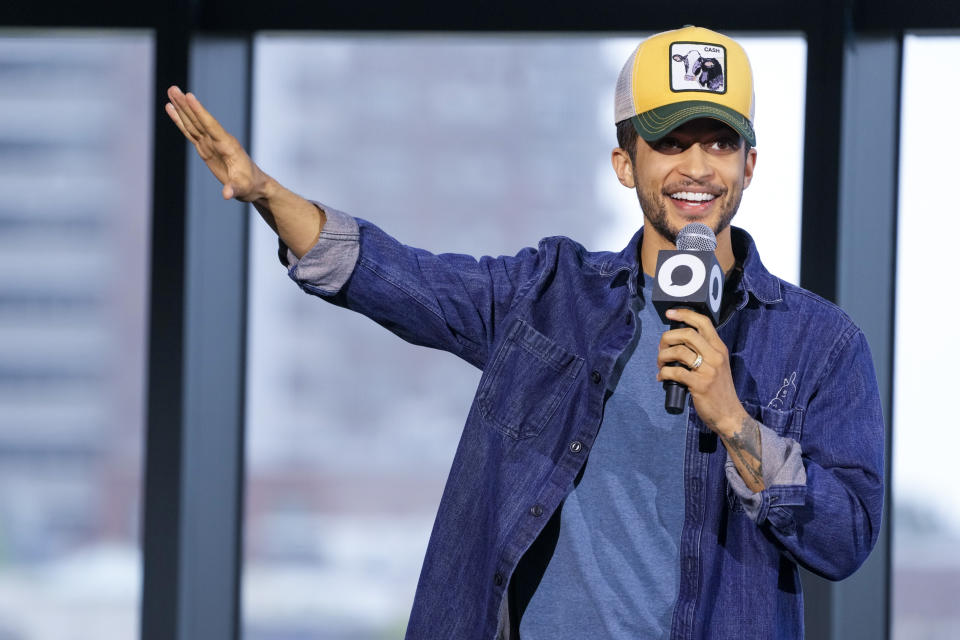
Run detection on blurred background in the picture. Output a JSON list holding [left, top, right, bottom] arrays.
[[0, 4, 956, 639], [244, 34, 804, 639]]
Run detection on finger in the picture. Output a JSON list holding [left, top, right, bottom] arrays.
[[657, 363, 696, 387], [660, 326, 714, 361], [165, 103, 197, 142], [657, 344, 700, 369], [664, 307, 726, 350], [665, 307, 713, 332], [166, 85, 185, 103], [167, 86, 209, 138], [167, 88, 205, 140], [167, 85, 197, 127], [185, 91, 229, 142]]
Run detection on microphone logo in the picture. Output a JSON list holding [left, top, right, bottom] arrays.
[[657, 254, 706, 298], [708, 263, 723, 314]]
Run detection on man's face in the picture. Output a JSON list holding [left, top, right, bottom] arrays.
[[614, 118, 757, 245]]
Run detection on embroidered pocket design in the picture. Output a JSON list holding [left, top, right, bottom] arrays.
[[767, 371, 798, 409]]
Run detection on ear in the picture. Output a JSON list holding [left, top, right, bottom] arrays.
[[611, 147, 636, 188], [742, 146, 757, 190], [672, 54, 684, 62]]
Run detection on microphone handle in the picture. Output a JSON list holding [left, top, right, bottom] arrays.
[[663, 319, 688, 415]]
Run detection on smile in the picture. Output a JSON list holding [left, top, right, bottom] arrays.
[[669, 191, 717, 203]]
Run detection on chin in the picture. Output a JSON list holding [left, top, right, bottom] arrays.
[[677, 205, 737, 238], [637, 188, 739, 245]]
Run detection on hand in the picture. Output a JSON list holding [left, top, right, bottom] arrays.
[[165, 86, 272, 202], [656, 307, 748, 434], [657, 308, 764, 491]]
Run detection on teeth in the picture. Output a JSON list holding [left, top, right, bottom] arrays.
[[671, 191, 716, 202]]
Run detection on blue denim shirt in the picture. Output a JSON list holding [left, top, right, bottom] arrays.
[[285, 207, 884, 640]]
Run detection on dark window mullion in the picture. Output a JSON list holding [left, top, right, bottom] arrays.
[[141, 15, 192, 640]]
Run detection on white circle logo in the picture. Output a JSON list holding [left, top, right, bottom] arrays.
[[658, 254, 706, 298], [709, 264, 723, 313]]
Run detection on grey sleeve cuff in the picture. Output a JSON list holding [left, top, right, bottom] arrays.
[[725, 422, 807, 524], [279, 202, 360, 295]]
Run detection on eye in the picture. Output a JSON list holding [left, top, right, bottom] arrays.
[[705, 136, 742, 153], [652, 137, 685, 154]]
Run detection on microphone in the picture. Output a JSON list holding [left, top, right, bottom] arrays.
[[651, 223, 724, 414]]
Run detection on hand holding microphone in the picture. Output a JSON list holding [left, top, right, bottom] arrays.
[[652, 223, 724, 414]]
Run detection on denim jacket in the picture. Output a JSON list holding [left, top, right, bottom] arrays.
[[285, 207, 885, 640]]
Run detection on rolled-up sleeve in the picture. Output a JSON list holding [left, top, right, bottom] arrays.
[[724, 424, 806, 523], [726, 327, 884, 581], [279, 202, 360, 296]]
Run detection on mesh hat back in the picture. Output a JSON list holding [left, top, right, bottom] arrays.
[[614, 26, 756, 146]]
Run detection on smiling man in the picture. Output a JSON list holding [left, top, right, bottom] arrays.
[[166, 25, 884, 640]]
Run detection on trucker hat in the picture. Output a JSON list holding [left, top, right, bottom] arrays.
[[614, 25, 756, 147]]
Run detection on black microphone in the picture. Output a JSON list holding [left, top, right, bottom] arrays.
[[651, 223, 724, 414]]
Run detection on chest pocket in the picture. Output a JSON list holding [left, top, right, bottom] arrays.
[[741, 401, 804, 441], [477, 319, 584, 440]]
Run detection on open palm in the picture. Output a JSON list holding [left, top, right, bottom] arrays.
[[165, 85, 265, 202]]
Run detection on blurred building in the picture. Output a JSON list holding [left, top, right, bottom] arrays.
[[243, 36, 623, 638], [0, 34, 151, 639]]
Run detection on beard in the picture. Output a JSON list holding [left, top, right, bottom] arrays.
[[635, 179, 744, 245]]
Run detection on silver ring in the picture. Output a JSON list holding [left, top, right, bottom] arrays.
[[691, 353, 703, 370]]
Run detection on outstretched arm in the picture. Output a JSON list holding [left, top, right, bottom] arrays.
[[165, 85, 324, 258]]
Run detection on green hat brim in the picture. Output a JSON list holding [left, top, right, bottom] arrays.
[[631, 100, 756, 147]]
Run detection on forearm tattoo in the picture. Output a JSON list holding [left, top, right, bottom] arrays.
[[720, 416, 765, 491]]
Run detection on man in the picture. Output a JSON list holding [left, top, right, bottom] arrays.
[[166, 26, 884, 640]]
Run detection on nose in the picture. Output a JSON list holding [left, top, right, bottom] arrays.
[[677, 144, 714, 182]]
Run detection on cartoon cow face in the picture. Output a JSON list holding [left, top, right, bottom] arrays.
[[672, 50, 703, 79], [672, 50, 724, 92]]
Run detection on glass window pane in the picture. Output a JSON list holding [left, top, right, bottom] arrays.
[[734, 35, 806, 284], [893, 33, 960, 640], [0, 32, 152, 639], [244, 33, 804, 638]]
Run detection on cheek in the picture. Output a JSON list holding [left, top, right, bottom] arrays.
[[722, 163, 749, 190], [636, 178, 663, 203], [632, 166, 663, 192]]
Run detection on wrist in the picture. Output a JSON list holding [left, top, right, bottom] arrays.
[[255, 172, 281, 205], [714, 405, 751, 440]]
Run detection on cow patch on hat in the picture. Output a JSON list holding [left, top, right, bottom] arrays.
[[670, 42, 726, 94]]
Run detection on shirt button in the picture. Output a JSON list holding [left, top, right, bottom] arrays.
[[494, 572, 504, 586], [590, 370, 602, 384], [569, 440, 583, 453], [529, 504, 544, 517]]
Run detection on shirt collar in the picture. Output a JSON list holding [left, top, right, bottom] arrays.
[[730, 226, 783, 304], [600, 225, 783, 304]]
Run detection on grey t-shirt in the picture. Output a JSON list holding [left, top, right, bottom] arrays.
[[518, 276, 687, 639]]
